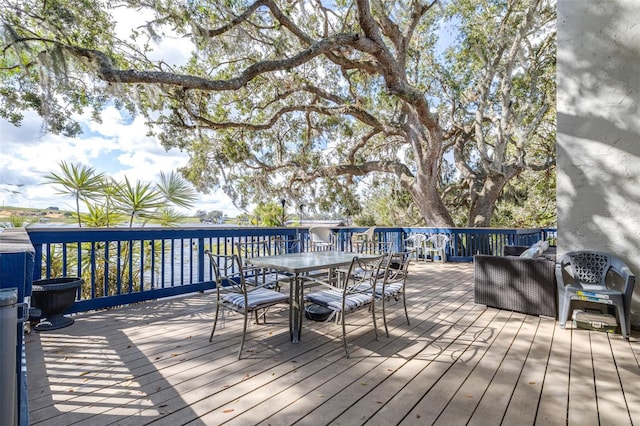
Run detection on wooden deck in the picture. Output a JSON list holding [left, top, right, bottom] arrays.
[[25, 262, 640, 425]]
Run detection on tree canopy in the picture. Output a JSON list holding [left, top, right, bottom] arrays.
[[1, 0, 556, 227]]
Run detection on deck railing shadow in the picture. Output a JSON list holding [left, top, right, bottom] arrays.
[[26, 326, 205, 424]]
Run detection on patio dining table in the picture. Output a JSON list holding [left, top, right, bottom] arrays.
[[248, 250, 378, 343]]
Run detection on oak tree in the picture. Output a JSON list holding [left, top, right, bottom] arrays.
[[1, 0, 556, 226]]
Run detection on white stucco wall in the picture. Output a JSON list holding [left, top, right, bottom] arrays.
[[557, 0, 640, 326]]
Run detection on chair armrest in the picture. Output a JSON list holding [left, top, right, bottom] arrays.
[[609, 256, 636, 297], [555, 260, 566, 288]]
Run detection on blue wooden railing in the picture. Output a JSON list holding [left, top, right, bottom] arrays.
[[21, 226, 550, 314]]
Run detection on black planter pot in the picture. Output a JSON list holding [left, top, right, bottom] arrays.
[[31, 277, 83, 331], [305, 304, 333, 321]]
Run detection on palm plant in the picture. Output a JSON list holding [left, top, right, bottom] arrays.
[[80, 203, 122, 228], [153, 207, 184, 227], [156, 171, 198, 210], [42, 163, 199, 296], [0, 214, 30, 228], [112, 177, 165, 227], [44, 162, 105, 227], [100, 177, 120, 227]]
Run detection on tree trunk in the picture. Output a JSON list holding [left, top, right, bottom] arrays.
[[468, 172, 515, 227], [403, 107, 455, 228], [413, 181, 455, 227]]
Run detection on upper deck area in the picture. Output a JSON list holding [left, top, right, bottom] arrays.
[[25, 261, 640, 425]]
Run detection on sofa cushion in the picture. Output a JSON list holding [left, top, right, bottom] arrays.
[[519, 244, 541, 258]]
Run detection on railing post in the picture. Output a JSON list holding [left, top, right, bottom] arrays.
[[197, 237, 205, 285]]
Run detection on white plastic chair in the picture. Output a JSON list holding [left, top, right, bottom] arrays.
[[351, 226, 376, 245], [403, 234, 427, 261], [424, 234, 449, 263], [309, 226, 335, 251]]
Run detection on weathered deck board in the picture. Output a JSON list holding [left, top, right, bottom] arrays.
[[609, 335, 640, 424], [25, 262, 640, 425], [590, 330, 632, 425], [501, 316, 555, 425], [568, 323, 599, 426], [467, 314, 541, 425]]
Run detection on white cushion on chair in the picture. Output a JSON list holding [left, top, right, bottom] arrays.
[[223, 287, 288, 309], [376, 282, 404, 297], [306, 287, 373, 312]]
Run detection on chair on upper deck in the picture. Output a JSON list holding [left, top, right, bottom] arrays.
[[275, 236, 303, 254], [351, 227, 376, 249], [309, 226, 336, 251], [556, 251, 635, 339], [304, 254, 385, 357], [376, 251, 412, 337], [403, 233, 427, 261], [352, 227, 395, 255], [424, 234, 449, 263], [206, 251, 289, 359]]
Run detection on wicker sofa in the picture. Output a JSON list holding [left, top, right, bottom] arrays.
[[474, 245, 557, 318]]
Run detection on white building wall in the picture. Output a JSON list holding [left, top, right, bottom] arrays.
[[557, 0, 640, 326]]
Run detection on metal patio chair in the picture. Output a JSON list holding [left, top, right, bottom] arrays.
[[206, 251, 289, 359], [235, 239, 284, 290], [303, 254, 385, 357], [376, 251, 412, 337]]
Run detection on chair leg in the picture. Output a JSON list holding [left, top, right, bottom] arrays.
[[371, 300, 378, 341], [382, 296, 389, 338], [209, 302, 221, 342], [613, 302, 630, 339], [619, 310, 629, 339], [558, 292, 571, 328], [342, 311, 349, 358], [402, 289, 410, 326], [238, 309, 249, 360]]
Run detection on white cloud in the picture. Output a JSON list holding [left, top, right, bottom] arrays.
[[110, 6, 193, 68], [0, 112, 242, 217]]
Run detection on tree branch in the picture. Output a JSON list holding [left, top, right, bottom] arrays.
[[294, 159, 414, 183], [57, 33, 372, 90], [199, 0, 269, 37]]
